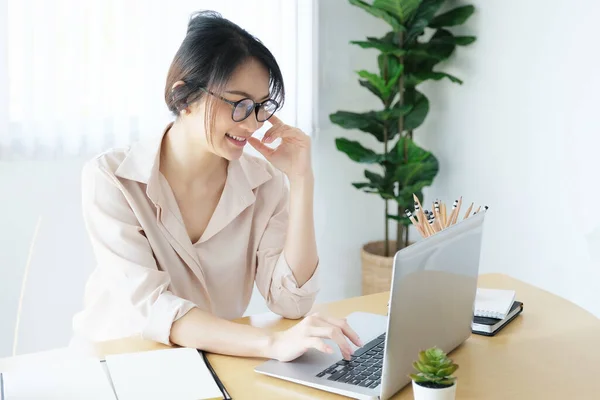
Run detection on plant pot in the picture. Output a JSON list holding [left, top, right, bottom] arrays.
[[412, 380, 457, 400], [361, 240, 413, 295]]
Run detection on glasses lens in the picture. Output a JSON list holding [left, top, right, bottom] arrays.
[[257, 100, 278, 122], [233, 99, 255, 121]]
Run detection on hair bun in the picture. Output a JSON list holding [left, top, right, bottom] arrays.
[[187, 10, 223, 33]]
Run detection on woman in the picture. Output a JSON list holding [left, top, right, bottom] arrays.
[[71, 11, 362, 362]]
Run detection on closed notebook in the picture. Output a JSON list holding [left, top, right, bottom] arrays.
[[474, 288, 516, 319], [105, 347, 224, 400], [2, 358, 116, 400], [472, 301, 523, 336]]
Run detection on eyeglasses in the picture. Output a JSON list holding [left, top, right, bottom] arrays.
[[200, 88, 279, 122]]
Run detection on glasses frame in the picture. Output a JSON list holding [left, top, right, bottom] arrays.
[[200, 87, 279, 122]]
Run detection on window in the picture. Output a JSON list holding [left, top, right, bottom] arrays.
[[0, 0, 316, 158]]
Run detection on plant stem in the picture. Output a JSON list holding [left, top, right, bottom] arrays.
[[383, 125, 389, 258], [402, 129, 414, 250], [383, 53, 390, 258], [397, 30, 405, 253], [397, 203, 403, 250]]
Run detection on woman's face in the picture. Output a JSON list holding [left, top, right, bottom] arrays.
[[184, 57, 273, 160]]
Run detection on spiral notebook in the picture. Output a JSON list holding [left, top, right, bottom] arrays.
[[474, 288, 516, 319]]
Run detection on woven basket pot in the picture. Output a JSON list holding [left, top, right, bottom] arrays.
[[361, 240, 412, 295]]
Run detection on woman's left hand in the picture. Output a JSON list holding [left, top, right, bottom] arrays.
[[248, 115, 312, 180]]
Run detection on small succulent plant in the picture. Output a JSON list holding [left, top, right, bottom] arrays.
[[409, 347, 458, 388]]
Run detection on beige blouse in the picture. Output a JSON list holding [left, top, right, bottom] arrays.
[[71, 125, 320, 346]]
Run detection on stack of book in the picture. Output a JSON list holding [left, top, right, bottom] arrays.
[[472, 288, 524, 336]]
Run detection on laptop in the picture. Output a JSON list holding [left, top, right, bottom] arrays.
[[254, 211, 487, 400]]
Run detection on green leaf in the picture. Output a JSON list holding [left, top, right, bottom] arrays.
[[410, 373, 431, 383], [372, 0, 421, 23], [427, 347, 445, 359], [352, 167, 394, 198], [349, 0, 406, 31], [353, 182, 376, 189], [350, 39, 406, 57], [329, 110, 386, 141], [416, 360, 440, 375], [405, 29, 457, 66], [378, 104, 413, 121], [453, 36, 476, 46], [335, 138, 383, 163], [406, 71, 463, 86], [429, 5, 475, 28], [386, 64, 404, 91], [378, 53, 403, 81], [393, 138, 439, 189], [403, 89, 429, 130], [358, 79, 385, 102], [357, 70, 387, 94], [365, 170, 385, 185], [405, 0, 445, 42], [436, 364, 458, 377]]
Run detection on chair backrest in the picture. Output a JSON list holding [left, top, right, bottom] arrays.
[[10, 163, 97, 356], [12, 215, 42, 356]]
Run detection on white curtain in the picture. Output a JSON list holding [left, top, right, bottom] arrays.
[[0, 0, 316, 158]]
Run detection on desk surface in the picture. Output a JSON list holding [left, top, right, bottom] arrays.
[[2, 273, 600, 399]]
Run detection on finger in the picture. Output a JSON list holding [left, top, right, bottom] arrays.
[[247, 137, 275, 158], [262, 124, 288, 143], [264, 127, 304, 144], [309, 326, 353, 360], [321, 316, 363, 347], [268, 113, 285, 127], [304, 337, 334, 355]]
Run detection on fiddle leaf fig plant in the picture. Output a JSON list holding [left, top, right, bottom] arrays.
[[330, 0, 476, 256]]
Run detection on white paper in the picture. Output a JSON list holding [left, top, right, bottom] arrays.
[[105, 347, 222, 400], [474, 288, 516, 319], [3, 358, 116, 400]]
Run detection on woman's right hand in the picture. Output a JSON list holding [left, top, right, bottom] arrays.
[[267, 312, 364, 362]]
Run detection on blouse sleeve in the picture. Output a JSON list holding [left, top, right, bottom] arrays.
[[254, 173, 320, 319], [73, 160, 196, 345]]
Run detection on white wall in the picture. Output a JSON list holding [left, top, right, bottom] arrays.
[[2, 0, 599, 359], [411, 0, 600, 316], [314, 0, 600, 319]]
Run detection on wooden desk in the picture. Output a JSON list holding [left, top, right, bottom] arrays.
[[2, 274, 600, 399]]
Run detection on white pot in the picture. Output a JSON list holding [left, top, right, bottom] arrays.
[[412, 380, 457, 400]]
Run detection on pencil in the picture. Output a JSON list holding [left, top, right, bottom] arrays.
[[425, 211, 437, 235], [463, 202, 474, 220], [413, 194, 426, 233], [474, 205, 481, 215], [424, 210, 434, 233], [446, 199, 458, 228], [405, 209, 426, 237], [451, 196, 463, 225], [434, 201, 444, 231], [413, 201, 425, 234], [441, 202, 447, 226]]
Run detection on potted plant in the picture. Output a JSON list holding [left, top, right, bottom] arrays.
[[330, 0, 476, 294], [410, 347, 459, 400]]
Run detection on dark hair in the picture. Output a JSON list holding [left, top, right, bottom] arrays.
[[165, 11, 285, 130]]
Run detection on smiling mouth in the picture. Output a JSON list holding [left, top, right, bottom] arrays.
[[225, 133, 248, 146]]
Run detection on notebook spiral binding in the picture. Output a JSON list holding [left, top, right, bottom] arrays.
[[474, 309, 504, 319]]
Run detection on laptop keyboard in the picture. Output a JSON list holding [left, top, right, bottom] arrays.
[[315, 333, 386, 389]]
